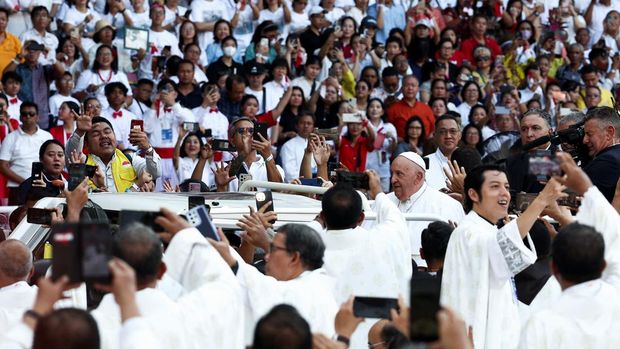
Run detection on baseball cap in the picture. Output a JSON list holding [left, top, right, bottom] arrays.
[[245, 62, 266, 75], [397, 151, 426, 172], [309, 6, 326, 16], [360, 16, 378, 29], [25, 41, 45, 51]]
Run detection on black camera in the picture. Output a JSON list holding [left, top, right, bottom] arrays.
[[523, 121, 587, 162]]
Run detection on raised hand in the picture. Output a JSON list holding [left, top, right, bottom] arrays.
[[444, 160, 466, 195], [212, 161, 235, 190]]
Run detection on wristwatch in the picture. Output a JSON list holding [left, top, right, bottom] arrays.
[[335, 335, 350, 347], [145, 146, 154, 155]]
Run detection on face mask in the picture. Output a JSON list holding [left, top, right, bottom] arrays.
[[223, 46, 236, 57], [520, 29, 532, 40], [269, 38, 277, 46]]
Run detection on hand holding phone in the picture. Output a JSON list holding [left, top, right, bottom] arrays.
[[353, 296, 399, 319], [528, 150, 561, 182]]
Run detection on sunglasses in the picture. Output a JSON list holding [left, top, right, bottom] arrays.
[[235, 127, 254, 135], [476, 56, 491, 62], [21, 111, 37, 117]]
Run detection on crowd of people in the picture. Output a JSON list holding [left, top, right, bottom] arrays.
[[2, 0, 620, 347]]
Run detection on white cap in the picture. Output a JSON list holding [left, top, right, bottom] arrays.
[[397, 151, 426, 172], [415, 18, 433, 28], [309, 6, 326, 16]]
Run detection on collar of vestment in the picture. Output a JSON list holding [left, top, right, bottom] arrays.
[[0, 280, 30, 291], [470, 210, 497, 226], [399, 182, 428, 211], [563, 279, 604, 297]]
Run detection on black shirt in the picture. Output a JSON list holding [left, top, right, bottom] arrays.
[[206, 58, 243, 85], [583, 144, 620, 202], [300, 28, 322, 56], [177, 85, 203, 109]]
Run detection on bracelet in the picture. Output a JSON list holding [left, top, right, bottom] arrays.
[[335, 335, 350, 347], [24, 310, 42, 320], [265, 154, 274, 162]]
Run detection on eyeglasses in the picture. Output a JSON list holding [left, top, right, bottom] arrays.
[[437, 129, 459, 136], [86, 104, 102, 110], [368, 341, 387, 348], [269, 243, 290, 254], [235, 127, 254, 135], [476, 56, 491, 62], [21, 111, 37, 117]]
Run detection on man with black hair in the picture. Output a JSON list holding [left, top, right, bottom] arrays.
[[441, 164, 566, 349], [419, 221, 454, 275], [519, 152, 620, 348], [127, 79, 154, 119], [209, 223, 338, 343], [582, 106, 620, 202], [314, 171, 411, 349], [253, 304, 312, 349], [0, 101, 52, 204], [102, 82, 140, 150], [370, 66, 401, 103], [19, 6, 58, 66], [217, 74, 246, 120], [66, 114, 161, 192], [175, 59, 202, 109], [143, 78, 195, 191], [425, 114, 461, 190], [576, 64, 614, 109]]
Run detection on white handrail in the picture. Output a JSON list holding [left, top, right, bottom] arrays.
[[239, 180, 329, 194]]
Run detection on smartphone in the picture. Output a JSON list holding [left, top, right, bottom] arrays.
[[228, 154, 246, 178], [27, 208, 55, 225], [336, 172, 370, 190], [342, 113, 363, 123], [409, 278, 441, 342], [184, 122, 199, 132], [528, 150, 561, 182], [188, 182, 202, 193], [70, 27, 79, 39], [259, 38, 269, 47], [80, 223, 113, 283], [300, 178, 322, 186], [186, 204, 219, 240], [494, 106, 511, 115], [211, 139, 235, 152], [253, 122, 269, 142], [353, 296, 399, 319], [255, 190, 274, 217], [239, 173, 252, 188], [156, 55, 166, 71], [31, 162, 43, 181], [188, 195, 205, 209], [118, 210, 165, 232], [68, 163, 87, 191], [131, 119, 144, 132], [557, 191, 579, 209], [51, 223, 82, 282], [86, 165, 97, 178]]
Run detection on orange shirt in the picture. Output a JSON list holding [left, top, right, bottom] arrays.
[[386, 99, 435, 139], [0, 33, 21, 78]]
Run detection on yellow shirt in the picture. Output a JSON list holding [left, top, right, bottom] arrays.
[[0, 33, 21, 77], [576, 87, 614, 110]]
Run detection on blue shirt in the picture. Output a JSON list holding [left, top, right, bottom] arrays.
[[205, 43, 243, 65], [367, 3, 406, 44]]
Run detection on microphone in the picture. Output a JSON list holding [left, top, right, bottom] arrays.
[[522, 134, 552, 152]]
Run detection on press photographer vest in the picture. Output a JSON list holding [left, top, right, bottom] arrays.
[[86, 149, 136, 192]]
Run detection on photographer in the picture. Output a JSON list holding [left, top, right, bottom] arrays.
[[506, 109, 555, 194], [582, 106, 620, 202]]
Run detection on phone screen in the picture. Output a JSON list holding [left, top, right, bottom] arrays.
[[131, 119, 144, 132], [353, 296, 399, 319], [211, 139, 234, 152], [299, 178, 322, 187], [51, 223, 81, 282], [528, 150, 561, 182], [27, 208, 55, 225], [81, 223, 113, 283], [409, 278, 441, 342], [188, 182, 202, 193], [68, 164, 87, 191]]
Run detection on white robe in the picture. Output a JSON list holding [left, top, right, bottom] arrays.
[[317, 192, 412, 349], [386, 182, 465, 266], [424, 150, 450, 191], [0, 282, 36, 333], [519, 186, 620, 348], [235, 262, 338, 344], [440, 211, 537, 349]]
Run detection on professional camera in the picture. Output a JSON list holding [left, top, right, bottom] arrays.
[[522, 121, 589, 163]]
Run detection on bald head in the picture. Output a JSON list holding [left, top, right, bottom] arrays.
[[0, 240, 33, 286], [368, 319, 389, 349]]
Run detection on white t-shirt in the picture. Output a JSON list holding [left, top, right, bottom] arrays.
[[62, 7, 100, 32], [49, 94, 79, 118], [74, 69, 133, 109], [244, 86, 280, 114], [137, 30, 182, 80], [0, 127, 53, 187], [289, 10, 310, 33], [19, 29, 59, 65], [190, 0, 234, 49]]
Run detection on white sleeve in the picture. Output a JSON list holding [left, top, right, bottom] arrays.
[[119, 317, 162, 349], [0, 321, 33, 349], [488, 219, 537, 281], [131, 150, 161, 179], [279, 143, 297, 182], [575, 186, 620, 288], [0, 133, 15, 161], [74, 70, 92, 93], [172, 103, 195, 124]]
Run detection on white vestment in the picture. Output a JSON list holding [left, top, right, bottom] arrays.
[[440, 212, 537, 349], [316, 192, 412, 349], [0, 282, 36, 333], [519, 186, 620, 348], [424, 150, 450, 191], [234, 261, 338, 344], [386, 183, 465, 266]]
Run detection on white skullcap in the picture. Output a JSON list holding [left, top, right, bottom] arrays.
[[397, 151, 426, 172]]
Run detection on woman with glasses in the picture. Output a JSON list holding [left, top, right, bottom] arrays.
[[456, 81, 483, 128], [461, 124, 484, 156], [394, 116, 426, 157], [471, 46, 493, 88], [74, 44, 133, 109]]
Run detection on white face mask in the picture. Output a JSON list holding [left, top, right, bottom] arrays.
[[520, 29, 532, 40], [223, 46, 236, 57]]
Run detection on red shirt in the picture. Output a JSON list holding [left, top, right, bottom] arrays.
[[339, 135, 372, 172], [255, 111, 277, 127], [459, 36, 502, 64], [387, 99, 435, 139], [49, 126, 72, 146]]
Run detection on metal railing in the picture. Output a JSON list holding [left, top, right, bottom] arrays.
[[239, 180, 329, 194]]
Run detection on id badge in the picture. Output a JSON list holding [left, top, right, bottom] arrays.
[[161, 128, 172, 142]]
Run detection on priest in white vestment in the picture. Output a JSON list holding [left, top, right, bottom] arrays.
[[386, 152, 465, 266], [92, 220, 244, 349], [0, 240, 36, 333], [440, 164, 566, 349], [209, 223, 339, 346], [519, 153, 620, 349], [312, 173, 412, 349]]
